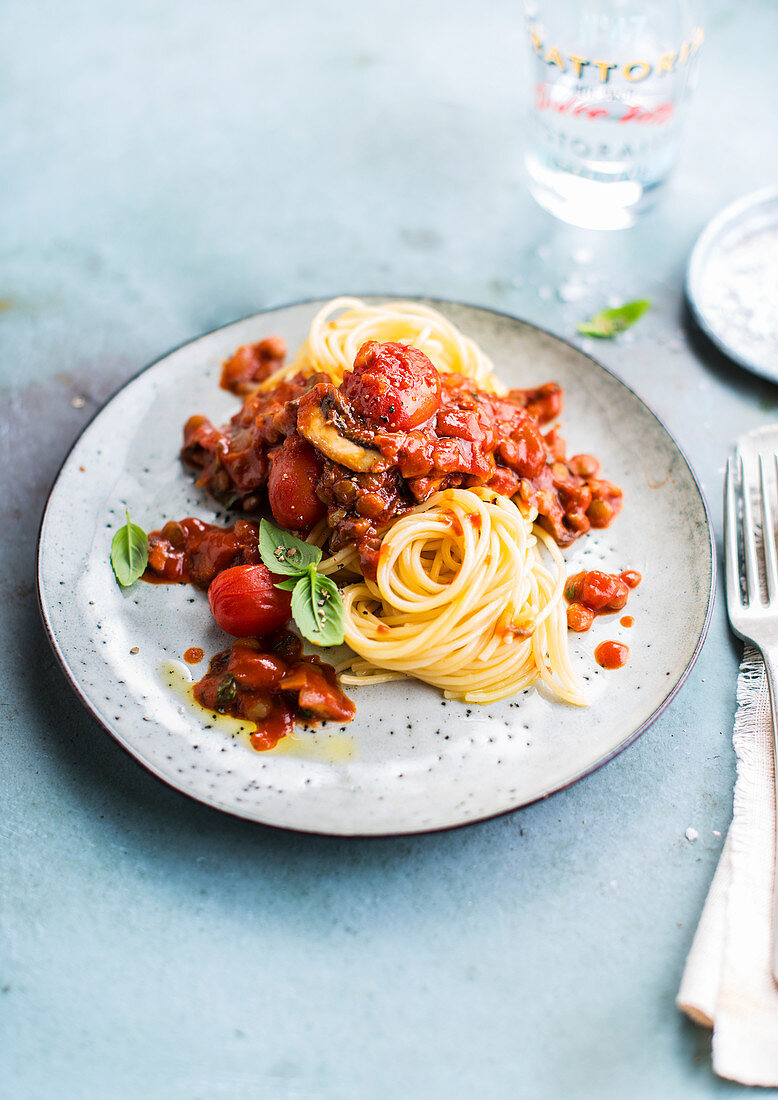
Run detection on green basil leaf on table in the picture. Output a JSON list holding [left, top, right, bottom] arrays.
[[577, 299, 651, 339], [291, 567, 345, 648], [110, 511, 149, 587], [258, 518, 322, 575]]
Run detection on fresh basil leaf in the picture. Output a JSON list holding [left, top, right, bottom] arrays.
[[291, 568, 345, 647], [258, 522, 343, 645], [577, 299, 651, 339], [311, 572, 346, 646], [258, 518, 322, 575], [290, 570, 317, 640], [273, 577, 300, 591], [110, 511, 149, 587]]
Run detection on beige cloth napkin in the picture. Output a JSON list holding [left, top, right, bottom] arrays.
[[677, 646, 778, 1086]]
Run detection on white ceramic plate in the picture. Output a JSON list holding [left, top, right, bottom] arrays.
[[686, 186, 778, 382], [37, 299, 715, 836]]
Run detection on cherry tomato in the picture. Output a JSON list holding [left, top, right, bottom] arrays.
[[567, 570, 629, 612], [566, 603, 595, 632], [268, 435, 325, 532], [208, 564, 292, 637], [584, 571, 628, 611], [620, 570, 642, 589], [342, 340, 441, 430]]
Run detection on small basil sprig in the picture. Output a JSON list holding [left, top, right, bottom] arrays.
[[258, 519, 345, 647], [110, 510, 149, 587], [259, 520, 323, 574], [577, 299, 651, 339]]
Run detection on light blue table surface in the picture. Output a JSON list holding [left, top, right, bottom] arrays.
[[3, 1, 778, 1097]]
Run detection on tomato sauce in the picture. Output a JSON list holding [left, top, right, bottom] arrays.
[[220, 336, 286, 395], [144, 517, 261, 588], [565, 569, 640, 633], [303, 373, 622, 575], [193, 632, 355, 751], [595, 641, 629, 669], [144, 519, 354, 749], [180, 339, 623, 578]]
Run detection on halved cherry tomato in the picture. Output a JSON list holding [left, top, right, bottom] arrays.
[[342, 340, 441, 430], [268, 435, 325, 532], [207, 564, 291, 637], [566, 570, 628, 612]]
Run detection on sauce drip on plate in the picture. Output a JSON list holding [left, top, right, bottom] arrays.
[[595, 641, 629, 669]]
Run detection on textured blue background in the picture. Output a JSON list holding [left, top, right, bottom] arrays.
[[3, 1, 778, 1096]]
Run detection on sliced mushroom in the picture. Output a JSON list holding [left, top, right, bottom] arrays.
[[298, 399, 383, 473]]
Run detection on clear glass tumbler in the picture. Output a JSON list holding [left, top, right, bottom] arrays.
[[523, 0, 704, 230]]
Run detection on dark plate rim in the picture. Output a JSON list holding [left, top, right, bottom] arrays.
[[36, 294, 717, 838]]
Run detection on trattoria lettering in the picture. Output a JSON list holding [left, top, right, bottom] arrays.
[[527, 25, 704, 84]]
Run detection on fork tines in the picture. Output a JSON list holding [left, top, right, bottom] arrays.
[[726, 451, 778, 611]]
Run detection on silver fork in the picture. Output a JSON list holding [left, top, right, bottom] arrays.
[[724, 434, 778, 983]]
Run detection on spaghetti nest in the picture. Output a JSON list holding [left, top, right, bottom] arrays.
[[338, 488, 586, 706], [260, 296, 502, 393]]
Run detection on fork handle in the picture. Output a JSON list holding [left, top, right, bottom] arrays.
[[757, 646, 778, 985]]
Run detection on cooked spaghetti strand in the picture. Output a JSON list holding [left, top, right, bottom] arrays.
[[258, 297, 502, 392], [338, 488, 586, 706]]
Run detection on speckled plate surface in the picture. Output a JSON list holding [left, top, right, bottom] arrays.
[[37, 298, 715, 836], [686, 186, 778, 382]]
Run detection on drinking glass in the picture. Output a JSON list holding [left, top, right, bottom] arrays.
[[523, 0, 704, 230]]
